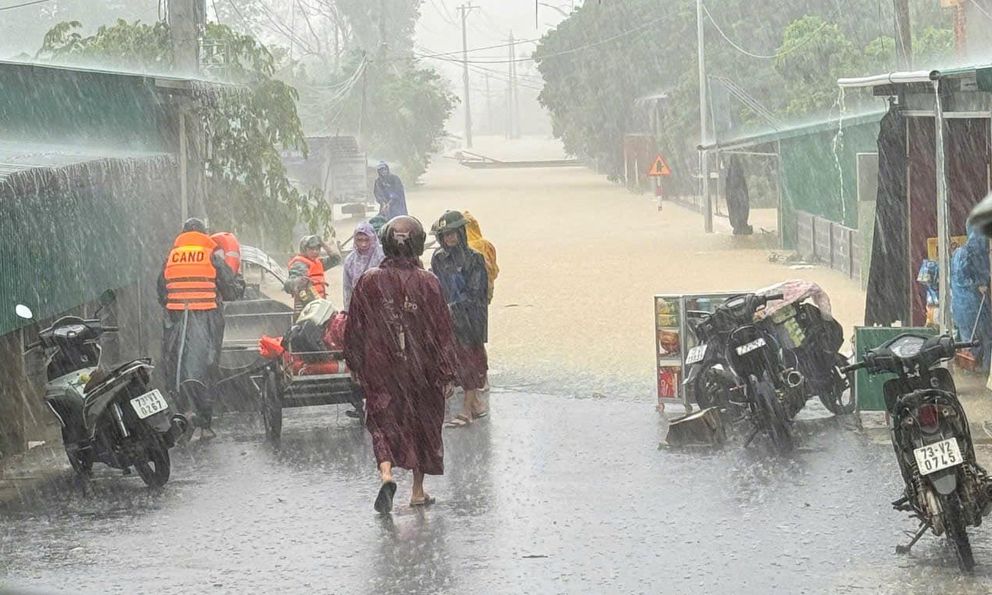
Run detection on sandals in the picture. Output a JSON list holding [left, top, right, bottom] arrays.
[[374, 480, 397, 514], [410, 494, 436, 507], [472, 409, 489, 420], [445, 414, 472, 428]]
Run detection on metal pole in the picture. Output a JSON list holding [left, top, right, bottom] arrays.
[[179, 110, 189, 222], [893, 0, 913, 69], [697, 0, 712, 233], [485, 72, 492, 134], [934, 79, 953, 335], [459, 3, 475, 148]]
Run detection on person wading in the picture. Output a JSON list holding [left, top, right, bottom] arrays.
[[373, 161, 408, 220], [285, 234, 342, 314], [430, 210, 490, 427], [345, 216, 456, 513], [158, 218, 240, 441], [343, 221, 385, 311]]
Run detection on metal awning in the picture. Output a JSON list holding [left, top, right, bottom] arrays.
[[697, 108, 885, 152], [837, 64, 992, 92]]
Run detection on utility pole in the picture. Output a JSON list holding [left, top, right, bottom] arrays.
[[697, 0, 712, 233], [510, 31, 520, 139], [507, 36, 514, 139], [485, 72, 493, 134], [893, 0, 913, 69], [953, 1, 967, 59], [458, 3, 479, 148], [167, 0, 204, 75]]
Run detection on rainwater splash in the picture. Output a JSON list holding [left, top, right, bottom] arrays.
[[831, 87, 847, 224]]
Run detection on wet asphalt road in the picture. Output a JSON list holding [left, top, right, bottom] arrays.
[[3, 392, 992, 594]]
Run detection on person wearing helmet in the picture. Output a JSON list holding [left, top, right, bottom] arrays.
[[373, 161, 408, 220], [285, 233, 342, 313], [157, 217, 241, 441], [430, 210, 490, 427], [345, 216, 457, 513]]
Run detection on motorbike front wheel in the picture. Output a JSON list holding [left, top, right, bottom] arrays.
[[135, 445, 171, 488], [942, 492, 975, 572], [755, 376, 794, 454], [818, 353, 857, 416]]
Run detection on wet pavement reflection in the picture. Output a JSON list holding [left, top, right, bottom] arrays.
[[3, 391, 992, 593]]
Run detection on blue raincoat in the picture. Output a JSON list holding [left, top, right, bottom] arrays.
[[951, 227, 992, 371]]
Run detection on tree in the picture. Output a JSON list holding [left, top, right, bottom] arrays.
[[37, 19, 329, 244]]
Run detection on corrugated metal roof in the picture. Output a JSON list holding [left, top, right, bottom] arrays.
[[0, 141, 170, 182]]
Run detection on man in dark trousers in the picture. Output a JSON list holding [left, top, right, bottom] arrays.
[[373, 161, 408, 220], [158, 218, 241, 441]]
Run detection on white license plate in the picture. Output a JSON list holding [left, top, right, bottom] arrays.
[[913, 437, 963, 476], [131, 389, 169, 420], [735, 337, 766, 356], [685, 345, 707, 365]]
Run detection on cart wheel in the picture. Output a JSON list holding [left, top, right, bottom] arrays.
[[261, 369, 283, 444]]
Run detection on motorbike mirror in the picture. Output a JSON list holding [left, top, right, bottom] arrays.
[[14, 304, 33, 320], [98, 289, 117, 306]]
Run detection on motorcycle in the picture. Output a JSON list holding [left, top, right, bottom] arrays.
[[762, 297, 855, 416], [685, 292, 806, 453], [15, 291, 187, 487], [844, 333, 992, 571]]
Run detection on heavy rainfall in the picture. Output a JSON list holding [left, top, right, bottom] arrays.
[[5, 0, 992, 593]]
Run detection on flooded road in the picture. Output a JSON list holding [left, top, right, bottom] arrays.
[[3, 393, 992, 594]]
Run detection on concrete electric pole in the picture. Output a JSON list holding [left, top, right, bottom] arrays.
[[458, 3, 479, 148], [167, 0, 204, 75]]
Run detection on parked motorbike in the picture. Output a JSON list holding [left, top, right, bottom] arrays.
[[15, 292, 187, 487], [762, 298, 855, 415], [685, 292, 807, 452], [844, 333, 992, 571]]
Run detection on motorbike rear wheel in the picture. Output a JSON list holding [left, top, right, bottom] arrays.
[[62, 431, 93, 476], [135, 445, 171, 488], [818, 353, 857, 416], [755, 376, 794, 454], [942, 493, 975, 572]]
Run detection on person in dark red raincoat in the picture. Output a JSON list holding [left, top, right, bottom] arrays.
[[345, 216, 456, 513]]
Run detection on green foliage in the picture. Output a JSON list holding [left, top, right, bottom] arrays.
[[535, 1, 955, 183], [37, 20, 330, 244]]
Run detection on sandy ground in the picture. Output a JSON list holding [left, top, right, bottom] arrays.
[[334, 135, 867, 401]]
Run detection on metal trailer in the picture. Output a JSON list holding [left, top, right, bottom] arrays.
[[218, 245, 361, 444]]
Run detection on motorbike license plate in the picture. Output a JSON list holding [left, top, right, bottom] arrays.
[[735, 337, 766, 356], [685, 345, 707, 365], [131, 389, 169, 420], [913, 437, 963, 476]]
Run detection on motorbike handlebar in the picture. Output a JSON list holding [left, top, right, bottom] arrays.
[[102, 325, 119, 333], [763, 293, 785, 302], [840, 361, 866, 374], [954, 341, 981, 350]]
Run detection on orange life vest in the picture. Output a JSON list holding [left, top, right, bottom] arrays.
[[164, 231, 219, 311], [288, 254, 327, 298], [210, 232, 242, 275]]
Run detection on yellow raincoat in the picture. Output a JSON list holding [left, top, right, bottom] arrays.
[[464, 211, 499, 303]]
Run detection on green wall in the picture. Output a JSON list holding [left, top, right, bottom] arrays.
[[0, 157, 181, 335], [778, 120, 881, 248]]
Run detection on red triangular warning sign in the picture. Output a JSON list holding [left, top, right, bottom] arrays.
[[648, 154, 672, 177]]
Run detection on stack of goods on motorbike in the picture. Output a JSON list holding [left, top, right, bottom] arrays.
[[258, 299, 348, 375]]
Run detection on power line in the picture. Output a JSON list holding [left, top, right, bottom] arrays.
[[701, 2, 835, 61], [0, 0, 53, 11], [969, 0, 992, 22], [413, 37, 541, 60]]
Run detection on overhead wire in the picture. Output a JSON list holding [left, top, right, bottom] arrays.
[[0, 0, 53, 11], [701, 3, 836, 60], [968, 0, 992, 22]]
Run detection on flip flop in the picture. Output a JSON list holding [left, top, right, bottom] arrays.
[[374, 480, 397, 514], [410, 494, 436, 507], [445, 414, 472, 428], [472, 410, 489, 420]]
